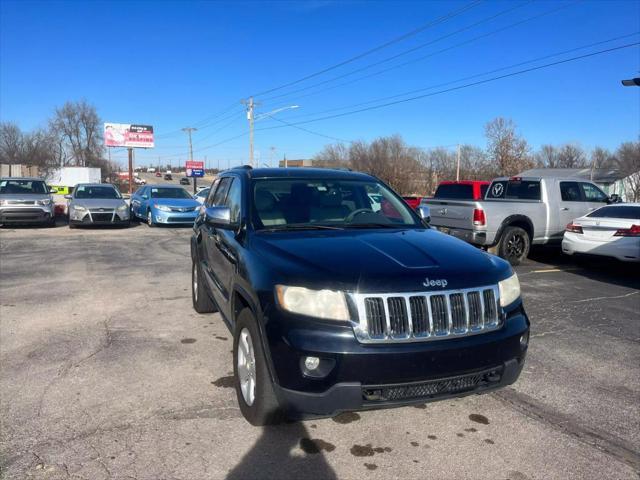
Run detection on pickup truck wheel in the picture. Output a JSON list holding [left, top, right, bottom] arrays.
[[192, 260, 216, 313], [498, 226, 530, 266], [234, 309, 282, 426]]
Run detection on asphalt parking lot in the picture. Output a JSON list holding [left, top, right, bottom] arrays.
[[1, 223, 638, 479]]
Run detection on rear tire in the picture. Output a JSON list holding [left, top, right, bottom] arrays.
[[234, 309, 283, 426], [192, 260, 216, 313], [498, 226, 530, 266]]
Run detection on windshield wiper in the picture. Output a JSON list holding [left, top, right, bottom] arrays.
[[260, 223, 344, 232], [343, 223, 407, 229]]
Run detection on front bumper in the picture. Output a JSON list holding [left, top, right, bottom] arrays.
[[0, 206, 54, 224], [69, 210, 129, 225], [263, 303, 529, 417], [152, 209, 198, 225]]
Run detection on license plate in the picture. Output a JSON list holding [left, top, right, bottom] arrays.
[[438, 227, 450, 234]]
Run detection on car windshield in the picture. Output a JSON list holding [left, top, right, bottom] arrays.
[[252, 178, 421, 230], [587, 205, 640, 219], [74, 185, 121, 199], [0, 179, 48, 194], [150, 187, 192, 199]]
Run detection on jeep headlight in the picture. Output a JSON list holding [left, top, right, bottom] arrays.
[[72, 204, 86, 211], [275, 285, 349, 321], [155, 204, 171, 212], [498, 273, 520, 307]]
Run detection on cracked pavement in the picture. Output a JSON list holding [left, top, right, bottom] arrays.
[[1, 224, 638, 479]]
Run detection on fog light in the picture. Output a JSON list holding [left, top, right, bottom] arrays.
[[520, 331, 529, 347], [304, 356, 320, 371]]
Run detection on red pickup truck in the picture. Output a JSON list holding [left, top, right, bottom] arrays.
[[433, 180, 490, 200]]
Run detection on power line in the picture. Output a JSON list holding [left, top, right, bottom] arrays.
[[263, 0, 579, 106], [261, 0, 535, 103], [263, 114, 353, 143], [250, 0, 484, 98], [279, 32, 640, 122], [254, 42, 639, 131], [154, 102, 242, 139]]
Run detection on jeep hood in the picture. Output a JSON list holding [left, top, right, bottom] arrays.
[[252, 228, 511, 293]]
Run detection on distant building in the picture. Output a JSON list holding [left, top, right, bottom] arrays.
[[519, 167, 639, 201], [277, 158, 313, 168], [0, 164, 40, 178]]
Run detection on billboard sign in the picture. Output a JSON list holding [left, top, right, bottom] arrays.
[[104, 123, 154, 148], [186, 160, 205, 177]]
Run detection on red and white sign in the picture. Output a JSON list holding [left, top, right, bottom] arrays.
[[104, 123, 154, 148], [185, 161, 205, 177]]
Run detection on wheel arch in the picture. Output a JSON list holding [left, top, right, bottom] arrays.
[[496, 215, 534, 244]]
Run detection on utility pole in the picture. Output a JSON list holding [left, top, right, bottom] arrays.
[[182, 127, 197, 193], [242, 97, 261, 167], [456, 144, 461, 182], [127, 148, 133, 194]]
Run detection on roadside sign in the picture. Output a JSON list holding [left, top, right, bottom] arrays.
[[186, 161, 205, 177]]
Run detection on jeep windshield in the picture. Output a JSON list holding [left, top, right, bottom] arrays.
[[0, 179, 48, 195], [252, 178, 422, 230]]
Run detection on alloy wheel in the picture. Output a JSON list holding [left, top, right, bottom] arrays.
[[237, 328, 256, 406]]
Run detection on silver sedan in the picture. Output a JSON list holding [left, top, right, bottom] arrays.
[[66, 183, 130, 228]]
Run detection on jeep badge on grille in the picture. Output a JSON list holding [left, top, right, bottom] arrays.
[[423, 278, 448, 288]]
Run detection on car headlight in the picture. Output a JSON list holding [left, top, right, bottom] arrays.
[[37, 199, 52, 206], [498, 272, 520, 307], [275, 285, 350, 321], [116, 203, 128, 211], [72, 204, 86, 211], [155, 204, 171, 212]]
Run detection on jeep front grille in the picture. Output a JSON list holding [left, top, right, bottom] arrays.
[[350, 286, 501, 343]]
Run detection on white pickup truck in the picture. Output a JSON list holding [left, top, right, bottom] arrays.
[[420, 176, 620, 265]]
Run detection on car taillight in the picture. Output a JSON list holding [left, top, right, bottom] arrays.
[[613, 224, 640, 237], [473, 208, 486, 226], [565, 223, 583, 234]]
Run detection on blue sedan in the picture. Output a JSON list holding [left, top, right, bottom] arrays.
[[131, 185, 201, 227]]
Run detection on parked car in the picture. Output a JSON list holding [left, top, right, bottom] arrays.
[[180, 177, 190, 185], [562, 203, 640, 262], [66, 183, 130, 228], [134, 177, 147, 185], [0, 177, 56, 226], [191, 166, 529, 425], [130, 184, 200, 226], [164, 172, 173, 181], [194, 187, 210, 204], [421, 176, 618, 265], [155, 171, 162, 177], [433, 180, 490, 200]]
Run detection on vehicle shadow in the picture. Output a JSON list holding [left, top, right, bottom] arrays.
[[527, 246, 639, 289], [225, 421, 337, 480]]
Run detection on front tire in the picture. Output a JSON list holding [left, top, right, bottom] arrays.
[[498, 226, 530, 266], [234, 309, 282, 426], [147, 209, 155, 227]]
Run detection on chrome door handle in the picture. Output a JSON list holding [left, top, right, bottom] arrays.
[[561, 207, 569, 211]]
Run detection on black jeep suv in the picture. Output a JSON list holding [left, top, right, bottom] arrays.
[[191, 167, 529, 425]]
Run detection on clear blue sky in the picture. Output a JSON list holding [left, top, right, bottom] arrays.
[[1, 0, 639, 169]]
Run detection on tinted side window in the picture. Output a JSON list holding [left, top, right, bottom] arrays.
[[223, 179, 242, 224], [487, 180, 540, 200], [434, 184, 474, 199], [581, 183, 607, 202], [560, 182, 581, 201], [206, 179, 220, 206], [211, 178, 233, 206]]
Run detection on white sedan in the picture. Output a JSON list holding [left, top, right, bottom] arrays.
[[562, 203, 640, 262]]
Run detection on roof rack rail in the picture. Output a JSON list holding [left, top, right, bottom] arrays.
[[231, 165, 253, 170]]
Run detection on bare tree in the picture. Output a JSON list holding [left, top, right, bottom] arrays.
[[615, 141, 640, 201], [537, 144, 559, 168], [484, 117, 533, 175], [556, 143, 587, 168], [49, 100, 104, 167], [0, 122, 24, 164], [313, 143, 349, 168], [590, 146, 617, 171], [0, 122, 57, 174]]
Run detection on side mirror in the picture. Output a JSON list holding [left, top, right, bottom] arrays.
[[417, 205, 431, 224], [205, 206, 232, 228], [64, 194, 72, 200], [608, 194, 621, 204], [49, 188, 58, 194], [142, 194, 148, 200]]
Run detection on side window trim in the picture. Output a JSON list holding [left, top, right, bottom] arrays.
[[206, 178, 222, 206]]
